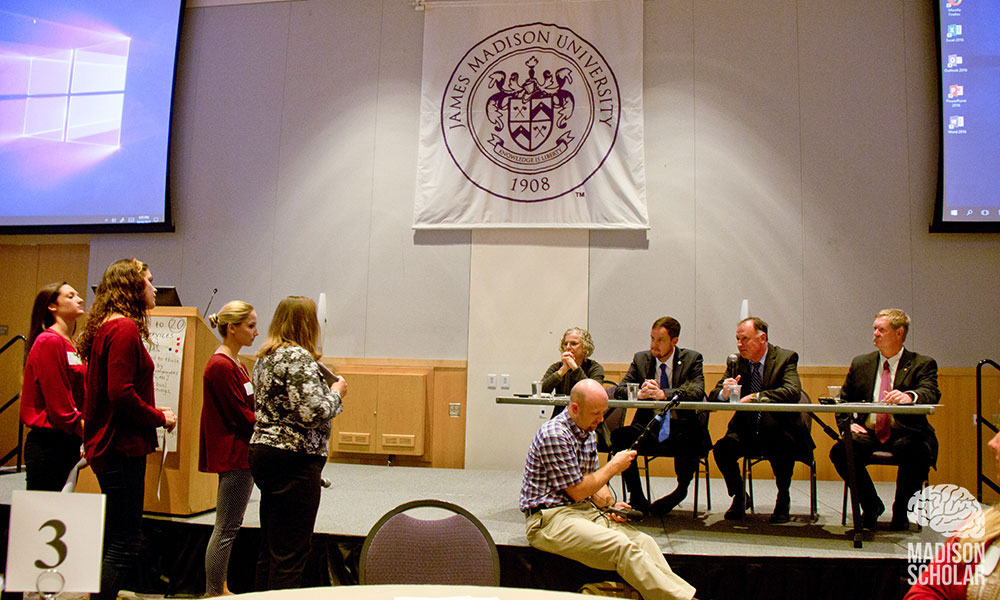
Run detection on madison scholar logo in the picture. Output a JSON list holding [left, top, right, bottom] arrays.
[[441, 23, 621, 202]]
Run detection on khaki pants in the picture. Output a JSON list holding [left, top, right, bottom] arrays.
[[525, 502, 696, 600]]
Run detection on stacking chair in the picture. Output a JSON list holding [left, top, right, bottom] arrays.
[[635, 409, 712, 517], [742, 391, 818, 522], [359, 499, 500, 585], [840, 450, 927, 527]]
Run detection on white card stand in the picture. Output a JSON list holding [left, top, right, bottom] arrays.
[[5, 491, 106, 595]]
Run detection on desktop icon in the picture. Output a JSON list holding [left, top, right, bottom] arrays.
[[982, 210, 990, 217], [949, 85, 964, 98], [947, 0, 962, 6], [949, 115, 965, 129], [947, 24, 963, 38], [947, 54, 963, 68]]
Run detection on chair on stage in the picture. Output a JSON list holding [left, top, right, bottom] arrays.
[[840, 450, 927, 527], [359, 499, 500, 586], [634, 410, 712, 518], [742, 391, 818, 522]]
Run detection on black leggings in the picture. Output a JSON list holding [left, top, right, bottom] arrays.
[[24, 427, 82, 492]]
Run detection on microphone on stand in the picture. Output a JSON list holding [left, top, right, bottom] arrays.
[[726, 353, 740, 378], [204, 288, 218, 317], [628, 391, 683, 452]]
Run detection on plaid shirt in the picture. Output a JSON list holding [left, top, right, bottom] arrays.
[[519, 410, 598, 511]]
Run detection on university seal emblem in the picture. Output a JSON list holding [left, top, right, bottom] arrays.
[[441, 23, 621, 202]]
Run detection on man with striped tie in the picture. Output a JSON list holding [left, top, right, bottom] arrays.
[[829, 309, 940, 531], [710, 317, 812, 523]]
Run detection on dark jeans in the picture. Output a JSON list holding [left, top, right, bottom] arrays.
[[24, 427, 82, 492], [94, 453, 147, 600], [713, 432, 794, 499], [830, 428, 931, 519], [249, 444, 325, 591]]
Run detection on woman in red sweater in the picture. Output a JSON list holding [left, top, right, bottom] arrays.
[[200, 300, 258, 596], [77, 258, 177, 600], [20, 281, 86, 491]]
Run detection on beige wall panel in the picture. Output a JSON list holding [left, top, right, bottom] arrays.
[[466, 230, 589, 470]]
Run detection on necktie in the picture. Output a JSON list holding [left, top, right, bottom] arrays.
[[876, 360, 892, 443], [748, 362, 763, 395], [657, 363, 671, 442]]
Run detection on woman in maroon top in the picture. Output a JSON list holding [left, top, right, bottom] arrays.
[[20, 281, 86, 491], [77, 258, 177, 600], [200, 300, 258, 596]]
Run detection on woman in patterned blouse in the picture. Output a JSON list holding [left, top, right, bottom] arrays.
[[248, 296, 346, 590]]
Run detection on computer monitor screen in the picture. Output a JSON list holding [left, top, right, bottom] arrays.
[[0, 0, 184, 233]]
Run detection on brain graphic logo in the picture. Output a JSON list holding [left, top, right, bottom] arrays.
[[908, 484, 985, 538]]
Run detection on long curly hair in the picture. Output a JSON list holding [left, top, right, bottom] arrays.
[[77, 258, 151, 361], [25, 281, 68, 365]]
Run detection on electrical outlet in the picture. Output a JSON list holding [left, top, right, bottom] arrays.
[[539, 407, 549, 419], [487, 373, 497, 389], [448, 403, 461, 417], [500, 374, 511, 389]]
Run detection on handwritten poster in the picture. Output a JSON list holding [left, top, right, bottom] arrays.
[[145, 316, 186, 452]]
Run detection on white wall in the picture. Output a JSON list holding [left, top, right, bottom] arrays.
[[76, 0, 1000, 470]]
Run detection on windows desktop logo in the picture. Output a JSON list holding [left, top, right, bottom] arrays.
[[1, 14, 130, 148]]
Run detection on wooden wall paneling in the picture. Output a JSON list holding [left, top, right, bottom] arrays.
[[329, 372, 379, 454], [429, 367, 467, 469], [375, 371, 426, 455], [0, 245, 40, 463]]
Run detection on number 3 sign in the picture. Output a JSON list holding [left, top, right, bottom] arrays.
[[5, 491, 105, 593]]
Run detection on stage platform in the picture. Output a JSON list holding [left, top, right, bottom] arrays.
[[1, 464, 937, 600]]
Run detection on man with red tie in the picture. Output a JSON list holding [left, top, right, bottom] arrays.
[[829, 308, 941, 531]]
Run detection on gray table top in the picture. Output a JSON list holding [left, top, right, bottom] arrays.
[[496, 395, 937, 414]]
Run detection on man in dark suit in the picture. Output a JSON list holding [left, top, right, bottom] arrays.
[[710, 317, 813, 523], [830, 308, 940, 531], [611, 316, 709, 515]]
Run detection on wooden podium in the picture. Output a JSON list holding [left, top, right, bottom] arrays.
[[77, 307, 220, 515]]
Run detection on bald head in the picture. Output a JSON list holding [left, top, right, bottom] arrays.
[[568, 379, 608, 432]]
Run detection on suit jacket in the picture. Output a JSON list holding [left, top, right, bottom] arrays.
[[837, 349, 940, 465], [612, 348, 707, 430], [709, 343, 814, 459]]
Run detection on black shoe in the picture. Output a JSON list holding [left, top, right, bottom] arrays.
[[862, 501, 885, 530], [889, 516, 911, 531], [650, 489, 686, 516], [769, 492, 790, 524], [628, 495, 650, 513], [725, 492, 750, 520]]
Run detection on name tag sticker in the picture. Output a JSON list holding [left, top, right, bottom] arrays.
[[66, 352, 83, 366], [244, 381, 253, 395], [5, 490, 105, 593]]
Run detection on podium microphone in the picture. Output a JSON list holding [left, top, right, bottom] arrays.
[[204, 288, 218, 316], [726, 353, 739, 378]]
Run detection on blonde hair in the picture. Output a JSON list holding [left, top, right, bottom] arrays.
[[257, 296, 321, 360], [560, 327, 594, 358], [208, 300, 254, 339], [876, 308, 911, 341]]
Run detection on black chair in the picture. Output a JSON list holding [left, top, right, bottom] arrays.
[[637, 453, 711, 517], [633, 407, 712, 517], [359, 499, 500, 585], [840, 450, 927, 527], [742, 391, 818, 522]]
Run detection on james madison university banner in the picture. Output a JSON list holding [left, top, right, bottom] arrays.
[[413, 0, 647, 229]]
